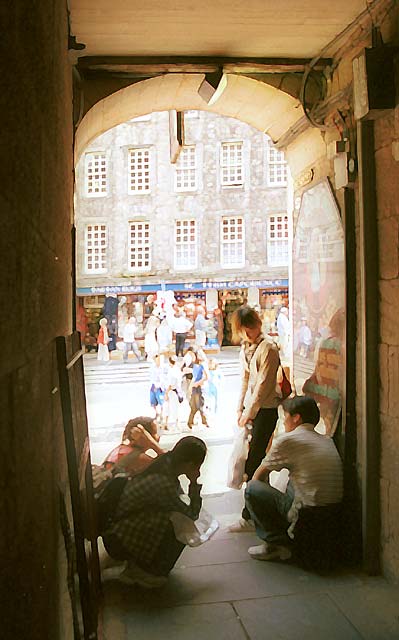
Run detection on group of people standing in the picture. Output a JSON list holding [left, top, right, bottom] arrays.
[[149, 348, 221, 431], [94, 303, 343, 588]]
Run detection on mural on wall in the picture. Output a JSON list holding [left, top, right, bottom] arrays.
[[292, 179, 345, 435]]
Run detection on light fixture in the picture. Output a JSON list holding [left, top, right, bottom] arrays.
[[198, 68, 227, 105]]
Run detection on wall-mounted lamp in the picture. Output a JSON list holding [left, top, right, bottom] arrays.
[[198, 68, 227, 105]]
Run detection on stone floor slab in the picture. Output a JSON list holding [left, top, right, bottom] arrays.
[[103, 602, 248, 640], [234, 593, 362, 639], [327, 579, 399, 640]]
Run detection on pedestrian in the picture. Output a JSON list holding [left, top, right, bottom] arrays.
[[149, 354, 167, 428], [205, 358, 222, 414], [97, 317, 110, 362], [157, 314, 173, 354], [144, 311, 160, 361], [102, 436, 207, 588], [187, 351, 209, 429], [172, 310, 193, 357], [298, 318, 312, 358], [276, 306, 290, 360], [244, 396, 343, 562], [123, 317, 142, 362], [228, 305, 280, 532], [164, 356, 183, 431], [194, 307, 208, 347]]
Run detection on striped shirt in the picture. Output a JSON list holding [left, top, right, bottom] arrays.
[[262, 424, 343, 508]]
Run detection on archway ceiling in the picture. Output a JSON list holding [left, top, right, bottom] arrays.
[[70, 0, 366, 58]]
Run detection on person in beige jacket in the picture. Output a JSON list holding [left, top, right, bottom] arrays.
[[229, 306, 280, 532]]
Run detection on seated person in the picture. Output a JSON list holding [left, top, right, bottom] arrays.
[[101, 416, 164, 476], [244, 395, 343, 561], [102, 436, 207, 588]]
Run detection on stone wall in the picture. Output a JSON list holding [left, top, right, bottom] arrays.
[[1, 2, 73, 637], [75, 111, 289, 288], [375, 104, 399, 581]]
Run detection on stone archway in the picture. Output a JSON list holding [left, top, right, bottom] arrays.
[[75, 72, 325, 171]]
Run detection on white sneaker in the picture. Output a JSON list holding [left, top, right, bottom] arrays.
[[228, 518, 256, 533], [248, 543, 292, 561], [118, 564, 167, 589]]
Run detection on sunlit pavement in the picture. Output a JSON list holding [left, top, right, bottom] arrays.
[[84, 347, 242, 494]]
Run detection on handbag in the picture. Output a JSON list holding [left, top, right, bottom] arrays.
[[278, 362, 292, 400]]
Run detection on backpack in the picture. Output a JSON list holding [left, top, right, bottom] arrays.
[[95, 473, 129, 535]]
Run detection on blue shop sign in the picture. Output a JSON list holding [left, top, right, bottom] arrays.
[[77, 279, 288, 296]]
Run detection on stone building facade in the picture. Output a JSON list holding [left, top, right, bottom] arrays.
[[74, 110, 290, 338]]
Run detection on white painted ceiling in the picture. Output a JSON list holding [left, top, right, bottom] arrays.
[[69, 0, 368, 58]]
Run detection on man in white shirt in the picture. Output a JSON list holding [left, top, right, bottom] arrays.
[[172, 311, 193, 357], [123, 317, 142, 362], [245, 395, 343, 561]]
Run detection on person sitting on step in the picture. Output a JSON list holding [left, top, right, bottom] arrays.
[[243, 395, 343, 562]]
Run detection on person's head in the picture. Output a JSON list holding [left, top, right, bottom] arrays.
[[231, 305, 262, 344], [122, 416, 159, 444], [99, 317, 107, 327], [282, 396, 320, 432], [169, 436, 207, 480]]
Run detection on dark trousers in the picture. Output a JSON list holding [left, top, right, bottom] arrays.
[[245, 479, 294, 546], [103, 522, 185, 577], [188, 388, 207, 427], [242, 407, 278, 520], [175, 333, 187, 356]]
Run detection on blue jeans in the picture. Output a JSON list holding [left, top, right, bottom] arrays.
[[245, 479, 294, 546]]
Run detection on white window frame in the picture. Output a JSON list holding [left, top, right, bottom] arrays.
[[174, 219, 198, 270], [266, 141, 288, 186], [220, 216, 245, 268], [174, 145, 197, 192], [85, 224, 108, 273], [128, 148, 151, 194], [128, 220, 151, 272], [85, 152, 107, 197], [267, 214, 289, 266], [220, 141, 244, 187]]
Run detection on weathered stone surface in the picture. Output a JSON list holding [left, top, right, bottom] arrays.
[[375, 143, 399, 220], [388, 346, 399, 418], [75, 110, 289, 289], [378, 217, 399, 280], [379, 343, 389, 416], [380, 279, 399, 346]]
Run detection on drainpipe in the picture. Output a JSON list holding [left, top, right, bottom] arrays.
[[357, 119, 381, 575]]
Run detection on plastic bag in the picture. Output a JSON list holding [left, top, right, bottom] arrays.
[[226, 428, 250, 490], [170, 509, 219, 547]]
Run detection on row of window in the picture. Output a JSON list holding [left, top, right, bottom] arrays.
[[85, 141, 288, 197], [84, 215, 289, 273]]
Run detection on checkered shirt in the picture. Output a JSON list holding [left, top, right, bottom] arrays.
[[103, 462, 202, 568]]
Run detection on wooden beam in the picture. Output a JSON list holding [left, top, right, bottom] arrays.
[[77, 55, 331, 75]]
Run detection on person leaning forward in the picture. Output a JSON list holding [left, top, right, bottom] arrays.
[[245, 395, 343, 562], [229, 305, 280, 532]]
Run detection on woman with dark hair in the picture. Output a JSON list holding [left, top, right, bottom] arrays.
[[229, 306, 280, 532], [102, 436, 207, 588]]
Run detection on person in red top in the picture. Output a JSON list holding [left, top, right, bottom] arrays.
[[102, 416, 164, 476], [97, 317, 110, 362]]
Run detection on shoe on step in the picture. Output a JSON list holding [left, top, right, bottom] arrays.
[[228, 518, 256, 533], [118, 564, 167, 589], [248, 542, 292, 561]]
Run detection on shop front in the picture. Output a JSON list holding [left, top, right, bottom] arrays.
[[76, 278, 289, 350]]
